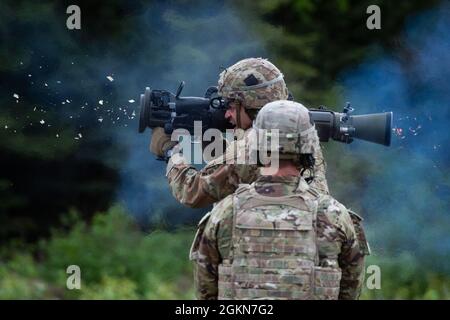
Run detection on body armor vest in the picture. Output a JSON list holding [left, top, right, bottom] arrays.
[[218, 183, 341, 300]]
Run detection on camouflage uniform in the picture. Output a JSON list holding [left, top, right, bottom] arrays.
[[190, 100, 369, 300], [166, 129, 329, 207], [190, 175, 368, 300], [164, 58, 329, 208]]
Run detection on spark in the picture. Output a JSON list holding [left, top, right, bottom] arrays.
[[393, 127, 403, 136]]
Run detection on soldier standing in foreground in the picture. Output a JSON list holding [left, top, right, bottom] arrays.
[[190, 100, 369, 300], [149, 58, 330, 208]]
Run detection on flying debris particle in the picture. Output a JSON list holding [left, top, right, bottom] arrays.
[[56, 134, 59, 138], [66, 99, 71, 103], [40, 120, 45, 125], [393, 127, 403, 137], [44, 83, 48, 87], [4, 125, 8, 129], [28, 74, 32, 77], [106, 75, 114, 82], [408, 125, 422, 135], [78, 133, 82, 138], [19, 61, 23, 65], [33, 107, 36, 111], [71, 62, 74, 65], [131, 110, 136, 117], [98, 117, 103, 123], [128, 99, 135, 103], [57, 80, 61, 84], [99, 100, 104, 105], [13, 93, 19, 99]]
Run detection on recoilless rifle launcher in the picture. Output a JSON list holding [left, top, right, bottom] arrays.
[[138, 81, 392, 146]]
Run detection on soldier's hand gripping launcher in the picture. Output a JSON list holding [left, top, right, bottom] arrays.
[[139, 82, 392, 146]]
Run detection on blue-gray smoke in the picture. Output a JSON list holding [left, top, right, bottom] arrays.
[[1, 1, 267, 227], [114, 2, 267, 226], [337, 3, 450, 273]]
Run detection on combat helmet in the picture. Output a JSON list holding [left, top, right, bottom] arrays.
[[217, 58, 289, 111], [253, 100, 319, 161]]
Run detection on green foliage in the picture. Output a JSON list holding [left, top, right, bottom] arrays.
[[235, 0, 440, 106], [0, 206, 195, 299], [1, 205, 449, 299], [361, 253, 450, 299]]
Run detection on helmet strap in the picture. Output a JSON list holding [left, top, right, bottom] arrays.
[[236, 103, 242, 129]]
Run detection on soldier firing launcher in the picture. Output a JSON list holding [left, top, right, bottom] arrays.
[[138, 82, 392, 146]]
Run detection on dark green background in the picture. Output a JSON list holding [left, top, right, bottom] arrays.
[[0, 0, 448, 299]]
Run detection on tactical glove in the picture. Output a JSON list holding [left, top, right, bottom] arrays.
[[149, 127, 178, 158]]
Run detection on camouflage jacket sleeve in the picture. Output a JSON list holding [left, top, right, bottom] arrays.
[[311, 144, 329, 195], [165, 137, 259, 208], [190, 196, 234, 300], [318, 196, 367, 300], [165, 130, 329, 208]]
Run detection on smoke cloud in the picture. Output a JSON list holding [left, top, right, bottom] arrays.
[[337, 3, 450, 273]]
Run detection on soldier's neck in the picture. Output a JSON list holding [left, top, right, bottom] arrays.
[[260, 160, 300, 177]]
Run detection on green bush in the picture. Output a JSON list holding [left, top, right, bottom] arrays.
[[0, 205, 196, 299], [1, 205, 449, 299]]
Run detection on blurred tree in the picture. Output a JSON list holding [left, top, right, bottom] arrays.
[[235, 0, 440, 104]]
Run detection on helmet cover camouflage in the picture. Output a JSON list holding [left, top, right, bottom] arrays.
[[217, 58, 289, 109], [254, 100, 320, 157]]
